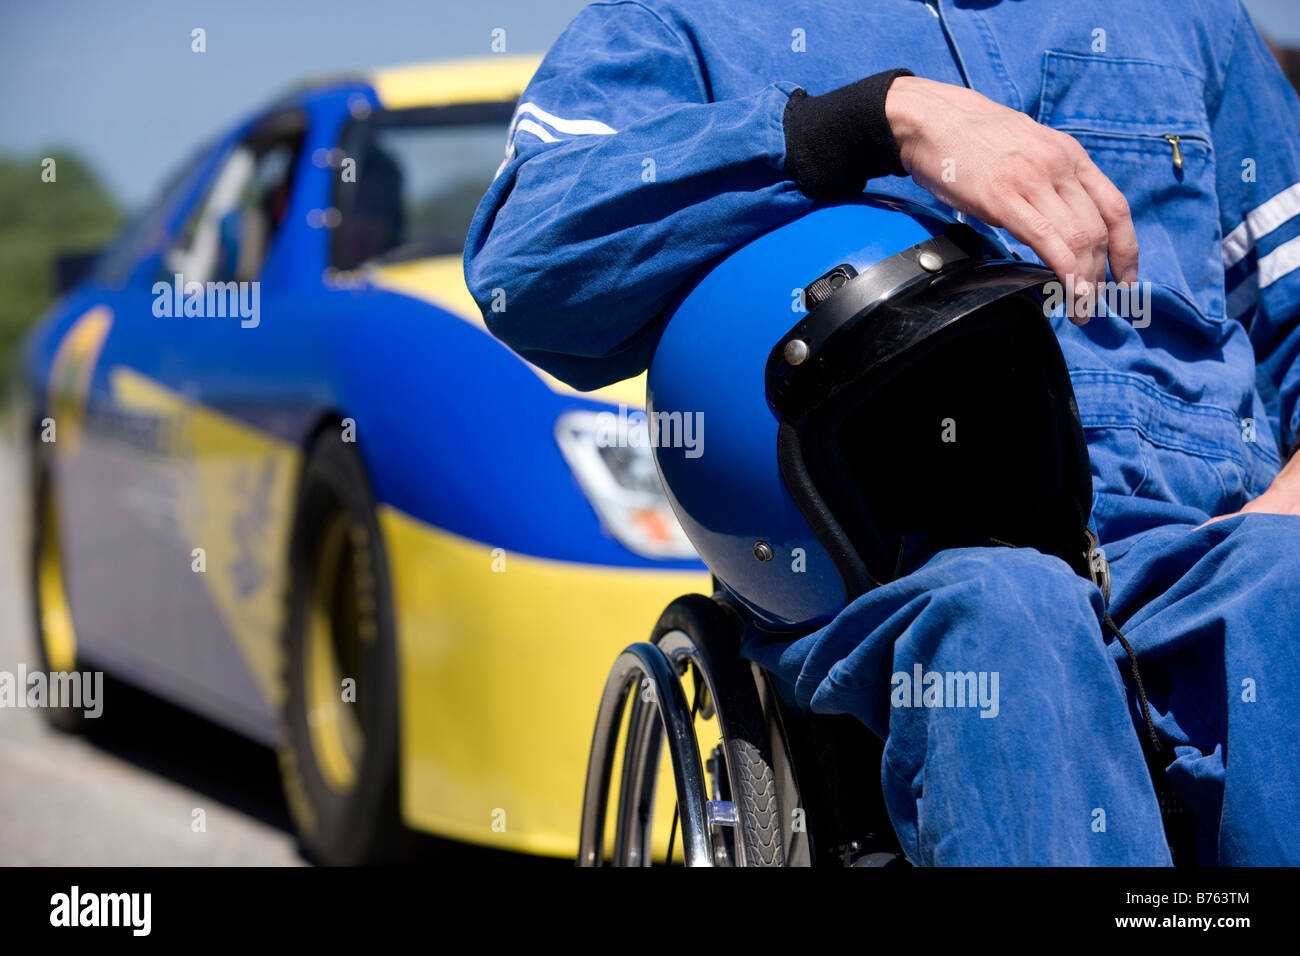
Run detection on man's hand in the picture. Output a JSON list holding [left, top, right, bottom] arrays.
[[885, 76, 1139, 323], [1205, 453, 1300, 525]]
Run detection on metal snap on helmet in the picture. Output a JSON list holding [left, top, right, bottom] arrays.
[[648, 195, 1098, 632]]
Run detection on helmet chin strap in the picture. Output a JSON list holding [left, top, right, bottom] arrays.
[[1103, 613, 1165, 754], [1084, 530, 1163, 753]]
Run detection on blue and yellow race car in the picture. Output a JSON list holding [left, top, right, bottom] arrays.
[[17, 55, 709, 864]]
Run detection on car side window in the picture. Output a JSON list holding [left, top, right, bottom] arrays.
[[329, 102, 514, 271], [93, 145, 211, 288], [166, 119, 306, 284]]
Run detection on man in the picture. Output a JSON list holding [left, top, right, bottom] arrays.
[[465, 0, 1300, 864]]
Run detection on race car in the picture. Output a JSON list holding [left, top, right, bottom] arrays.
[[17, 55, 710, 864]]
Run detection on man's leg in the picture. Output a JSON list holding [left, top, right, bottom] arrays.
[[1105, 512, 1300, 865], [743, 545, 1171, 865]]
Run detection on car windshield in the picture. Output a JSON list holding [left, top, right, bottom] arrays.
[[331, 103, 513, 270]]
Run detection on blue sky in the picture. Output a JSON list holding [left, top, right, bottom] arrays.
[[0, 0, 590, 206], [2, 0, 1297, 209]]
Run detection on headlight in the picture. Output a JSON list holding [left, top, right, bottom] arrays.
[[555, 409, 697, 560]]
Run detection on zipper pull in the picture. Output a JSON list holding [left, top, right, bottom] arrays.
[[1162, 134, 1184, 169]]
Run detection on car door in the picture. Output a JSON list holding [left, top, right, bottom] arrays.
[[107, 109, 314, 739], [48, 144, 225, 689]]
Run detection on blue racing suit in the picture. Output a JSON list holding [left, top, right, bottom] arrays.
[[465, 0, 1300, 864]]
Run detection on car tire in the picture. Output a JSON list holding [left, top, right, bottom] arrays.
[[277, 428, 418, 865], [28, 430, 92, 734]]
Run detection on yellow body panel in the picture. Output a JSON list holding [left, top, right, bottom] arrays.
[[101, 369, 708, 856], [370, 55, 542, 110], [48, 306, 113, 455], [381, 504, 710, 856], [37, 486, 78, 672], [110, 368, 299, 707]]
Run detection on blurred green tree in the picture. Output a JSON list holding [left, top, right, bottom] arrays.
[[0, 152, 122, 384]]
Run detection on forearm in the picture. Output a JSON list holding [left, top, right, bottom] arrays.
[[466, 66, 921, 390], [465, 83, 807, 390]]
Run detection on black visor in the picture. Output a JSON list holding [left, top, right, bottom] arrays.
[[768, 229, 1095, 596]]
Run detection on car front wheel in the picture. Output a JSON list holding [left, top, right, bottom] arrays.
[[277, 429, 417, 865]]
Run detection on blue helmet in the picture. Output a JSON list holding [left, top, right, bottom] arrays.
[[648, 195, 1096, 632]]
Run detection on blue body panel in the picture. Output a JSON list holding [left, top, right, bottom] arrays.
[[27, 81, 696, 568], [21, 78, 701, 743]]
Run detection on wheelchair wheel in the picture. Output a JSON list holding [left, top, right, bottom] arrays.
[[578, 594, 785, 866]]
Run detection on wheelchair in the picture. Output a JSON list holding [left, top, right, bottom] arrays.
[[578, 589, 1199, 867], [578, 590, 906, 867]]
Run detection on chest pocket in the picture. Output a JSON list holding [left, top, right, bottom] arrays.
[[1036, 52, 1223, 319]]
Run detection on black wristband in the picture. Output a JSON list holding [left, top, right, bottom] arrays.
[[783, 68, 914, 199]]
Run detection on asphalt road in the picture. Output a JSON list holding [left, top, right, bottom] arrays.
[[0, 424, 304, 866]]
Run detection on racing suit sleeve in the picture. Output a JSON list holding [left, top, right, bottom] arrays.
[[463, 0, 909, 390], [1215, 3, 1300, 456]]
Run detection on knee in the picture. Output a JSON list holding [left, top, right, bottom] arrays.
[[908, 546, 1104, 669], [935, 546, 1098, 628], [1224, 513, 1300, 594]]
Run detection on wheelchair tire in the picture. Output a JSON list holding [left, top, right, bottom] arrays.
[[654, 595, 784, 867]]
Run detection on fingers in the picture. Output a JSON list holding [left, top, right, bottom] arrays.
[[1028, 132, 1136, 293], [998, 193, 1094, 325], [896, 85, 1140, 303], [1075, 155, 1139, 284], [1055, 176, 1109, 291], [1016, 141, 1106, 284], [997, 142, 1129, 323]]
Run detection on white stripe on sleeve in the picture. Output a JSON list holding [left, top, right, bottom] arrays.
[[494, 102, 618, 180], [515, 102, 617, 136], [1258, 233, 1300, 288], [1226, 234, 1300, 319], [514, 118, 559, 144], [1222, 181, 1300, 269]]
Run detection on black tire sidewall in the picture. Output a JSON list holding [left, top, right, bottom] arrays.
[[279, 430, 406, 865], [28, 431, 88, 734], [653, 595, 785, 866]]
